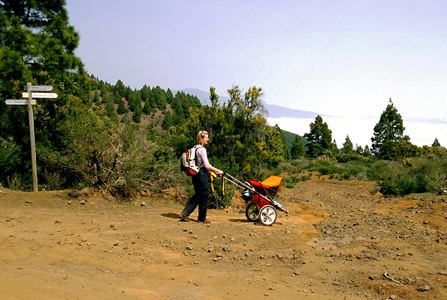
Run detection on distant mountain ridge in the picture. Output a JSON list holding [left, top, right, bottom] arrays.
[[181, 88, 322, 119], [182, 88, 212, 105], [263, 104, 322, 119]]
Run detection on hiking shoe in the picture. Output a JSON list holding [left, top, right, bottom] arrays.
[[197, 219, 210, 224], [179, 213, 190, 222]]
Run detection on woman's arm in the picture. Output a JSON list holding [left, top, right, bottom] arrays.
[[197, 147, 224, 175], [208, 165, 224, 175]]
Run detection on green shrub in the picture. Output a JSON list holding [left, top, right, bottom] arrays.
[[282, 177, 295, 189], [337, 152, 364, 163], [308, 160, 340, 175], [0, 136, 22, 189], [366, 161, 394, 181], [209, 183, 236, 209], [380, 174, 428, 196], [378, 140, 421, 160], [291, 176, 301, 183], [368, 156, 447, 196], [339, 163, 365, 180], [279, 161, 303, 174], [265, 154, 446, 197], [411, 155, 447, 193]]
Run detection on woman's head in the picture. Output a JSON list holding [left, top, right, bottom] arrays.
[[197, 130, 209, 145]]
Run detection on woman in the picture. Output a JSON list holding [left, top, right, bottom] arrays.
[[180, 131, 224, 224]]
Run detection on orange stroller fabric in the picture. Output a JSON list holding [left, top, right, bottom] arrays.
[[261, 175, 282, 188]]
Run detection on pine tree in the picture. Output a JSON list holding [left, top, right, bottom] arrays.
[[92, 90, 100, 104], [356, 145, 364, 155], [139, 85, 150, 102], [105, 99, 119, 123], [113, 79, 125, 98], [152, 86, 167, 110], [166, 88, 174, 105], [132, 105, 142, 123], [100, 84, 108, 102], [432, 138, 441, 147], [363, 145, 371, 156], [342, 135, 353, 154], [209, 86, 220, 108], [304, 115, 335, 157], [0, 0, 89, 102], [0, 0, 90, 184], [116, 99, 128, 115], [371, 98, 409, 155], [291, 135, 304, 159], [127, 93, 138, 112], [162, 111, 174, 130], [142, 101, 151, 115]]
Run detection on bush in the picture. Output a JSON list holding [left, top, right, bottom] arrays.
[[378, 140, 421, 160], [338, 159, 372, 180], [412, 155, 447, 193], [340, 166, 364, 180], [308, 160, 340, 175], [291, 176, 301, 183], [204, 152, 447, 198], [367, 156, 446, 196], [337, 152, 365, 163], [39, 107, 181, 198], [209, 181, 235, 209], [380, 174, 428, 196], [366, 161, 394, 181], [282, 177, 295, 189], [279, 161, 303, 174], [0, 136, 22, 189]]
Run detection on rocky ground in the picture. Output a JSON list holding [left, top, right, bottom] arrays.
[[0, 176, 446, 300]]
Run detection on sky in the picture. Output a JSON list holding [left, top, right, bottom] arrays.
[[65, 0, 446, 147]]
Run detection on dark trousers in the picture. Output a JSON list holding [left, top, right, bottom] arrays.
[[182, 168, 209, 221]]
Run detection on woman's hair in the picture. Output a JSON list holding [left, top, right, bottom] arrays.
[[196, 130, 208, 145]]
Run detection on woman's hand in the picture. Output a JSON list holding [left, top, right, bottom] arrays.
[[211, 168, 224, 176]]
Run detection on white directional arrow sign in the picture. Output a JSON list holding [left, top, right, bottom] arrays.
[[6, 99, 37, 105], [30, 85, 53, 92], [22, 92, 58, 99]]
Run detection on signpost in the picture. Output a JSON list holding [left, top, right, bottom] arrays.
[[27, 83, 38, 192], [5, 99, 37, 105], [8, 83, 56, 192], [6, 83, 56, 191], [22, 92, 57, 98], [30, 85, 53, 92]]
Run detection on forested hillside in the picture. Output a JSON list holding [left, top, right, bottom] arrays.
[[1, 1, 446, 199]]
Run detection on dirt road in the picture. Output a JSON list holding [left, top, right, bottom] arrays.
[[0, 178, 446, 299]]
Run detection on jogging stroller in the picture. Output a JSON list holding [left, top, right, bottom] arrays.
[[222, 173, 288, 226]]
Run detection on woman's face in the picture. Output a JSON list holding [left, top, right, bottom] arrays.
[[202, 134, 209, 145]]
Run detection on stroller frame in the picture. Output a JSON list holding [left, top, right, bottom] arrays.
[[223, 173, 288, 226]]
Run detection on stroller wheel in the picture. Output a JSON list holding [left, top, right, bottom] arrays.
[[245, 202, 260, 222], [259, 205, 277, 226]]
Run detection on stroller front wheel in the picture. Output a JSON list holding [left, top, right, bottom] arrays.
[[245, 202, 260, 222], [259, 205, 277, 226]]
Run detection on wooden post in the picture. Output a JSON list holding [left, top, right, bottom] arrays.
[[27, 82, 38, 192]]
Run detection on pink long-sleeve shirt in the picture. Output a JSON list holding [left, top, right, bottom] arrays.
[[195, 146, 212, 171]]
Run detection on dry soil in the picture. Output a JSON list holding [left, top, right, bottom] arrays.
[[1, 177, 446, 300]]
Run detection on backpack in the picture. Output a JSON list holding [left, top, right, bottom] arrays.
[[180, 145, 203, 176]]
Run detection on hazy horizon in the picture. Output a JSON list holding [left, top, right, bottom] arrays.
[[181, 87, 445, 148]]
